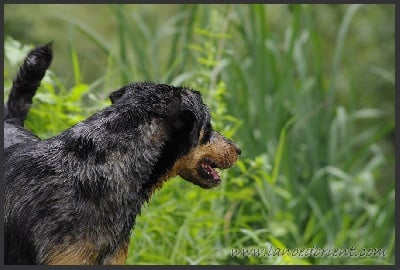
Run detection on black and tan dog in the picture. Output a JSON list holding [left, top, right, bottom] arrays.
[[4, 44, 240, 265]]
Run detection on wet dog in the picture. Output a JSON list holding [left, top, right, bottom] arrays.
[[4, 43, 240, 265]]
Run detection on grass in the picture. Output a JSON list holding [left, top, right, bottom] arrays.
[[3, 4, 395, 265]]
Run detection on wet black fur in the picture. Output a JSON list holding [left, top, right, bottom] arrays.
[[4, 43, 52, 127], [4, 44, 213, 264]]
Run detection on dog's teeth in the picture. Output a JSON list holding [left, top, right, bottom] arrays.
[[200, 162, 220, 180]]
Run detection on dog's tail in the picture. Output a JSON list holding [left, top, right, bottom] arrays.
[[4, 43, 53, 126]]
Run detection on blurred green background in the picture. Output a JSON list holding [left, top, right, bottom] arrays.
[[4, 4, 395, 265]]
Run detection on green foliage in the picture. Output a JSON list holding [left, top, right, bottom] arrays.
[[4, 4, 394, 265]]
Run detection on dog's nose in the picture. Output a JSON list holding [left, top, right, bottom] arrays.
[[216, 131, 241, 155], [227, 139, 241, 155], [235, 144, 241, 155]]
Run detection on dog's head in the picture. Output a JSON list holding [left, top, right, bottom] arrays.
[[109, 82, 240, 189]]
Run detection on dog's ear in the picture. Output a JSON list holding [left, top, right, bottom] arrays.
[[180, 110, 202, 148], [109, 88, 126, 104], [172, 109, 200, 150], [147, 108, 198, 188]]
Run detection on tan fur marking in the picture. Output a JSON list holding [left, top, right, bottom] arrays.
[[103, 243, 129, 265], [45, 241, 97, 265]]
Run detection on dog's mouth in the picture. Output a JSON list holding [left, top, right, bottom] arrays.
[[198, 158, 221, 182], [187, 158, 227, 189]]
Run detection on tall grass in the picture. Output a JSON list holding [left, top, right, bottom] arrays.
[[4, 4, 394, 265]]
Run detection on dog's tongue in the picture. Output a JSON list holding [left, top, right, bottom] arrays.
[[202, 162, 220, 180]]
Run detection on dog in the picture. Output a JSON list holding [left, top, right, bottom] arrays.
[[4, 43, 241, 265]]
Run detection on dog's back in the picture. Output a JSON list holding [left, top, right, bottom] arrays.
[[4, 43, 52, 149]]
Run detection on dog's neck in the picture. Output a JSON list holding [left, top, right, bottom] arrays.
[[44, 113, 174, 230], [55, 119, 167, 191]]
